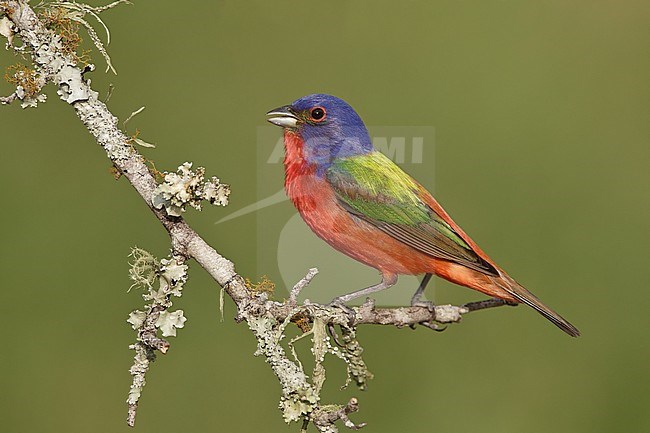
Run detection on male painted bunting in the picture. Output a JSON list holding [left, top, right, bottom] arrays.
[[267, 94, 579, 337]]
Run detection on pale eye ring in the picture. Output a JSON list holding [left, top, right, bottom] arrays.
[[309, 106, 326, 122]]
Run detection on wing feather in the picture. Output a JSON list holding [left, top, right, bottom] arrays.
[[328, 153, 498, 276]]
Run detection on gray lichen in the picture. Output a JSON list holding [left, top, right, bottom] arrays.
[[243, 302, 319, 424], [126, 342, 154, 405], [0, 16, 15, 45], [126, 310, 146, 330], [125, 249, 189, 417], [311, 398, 366, 433], [152, 162, 230, 217], [132, 253, 188, 311], [56, 64, 97, 103], [339, 326, 373, 391], [47, 0, 131, 74], [128, 247, 159, 290], [155, 309, 187, 337], [243, 299, 370, 430]]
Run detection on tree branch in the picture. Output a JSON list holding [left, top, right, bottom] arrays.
[[0, 2, 512, 430]]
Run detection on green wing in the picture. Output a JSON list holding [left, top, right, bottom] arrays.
[[326, 152, 498, 275]]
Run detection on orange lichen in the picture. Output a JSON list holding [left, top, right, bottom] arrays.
[[245, 275, 276, 294], [4, 64, 39, 98], [109, 165, 122, 180], [0, 3, 16, 16], [144, 158, 165, 181], [39, 7, 91, 64], [125, 128, 141, 144], [291, 312, 313, 333]]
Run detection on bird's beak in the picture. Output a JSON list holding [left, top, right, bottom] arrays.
[[266, 105, 299, 128]]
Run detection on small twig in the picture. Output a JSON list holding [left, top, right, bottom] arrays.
[[289, 267, 319, 304], [104, 83, 114, 102], [65, 0, 133, 15], [139, 330, 170, 354], [137, 299, 171, 355], [312, 398, 366, 432], [126, 403, 137, 427], [462, 298, 515, 312], [126, 342, 152, 427], [123, 105, 145, 127], [125, 251, 188, 426]]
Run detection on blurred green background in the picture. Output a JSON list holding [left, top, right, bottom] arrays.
[[1, 1, 649, 432]]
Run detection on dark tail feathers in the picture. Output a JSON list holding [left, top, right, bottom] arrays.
[[492, 276, 581, 337]]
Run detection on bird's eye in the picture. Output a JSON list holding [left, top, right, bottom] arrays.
[[309, 107, 326, 122]]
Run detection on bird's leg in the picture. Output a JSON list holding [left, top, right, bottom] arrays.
[[326, 274, 397, 325], [410, 273, 435, 310], [328, 273, 398, 305]]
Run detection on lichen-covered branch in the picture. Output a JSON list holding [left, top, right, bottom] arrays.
[[241, 295, 321, 424], [311, 398, 366, 433], [125, 248, 190, 420], [0, 2, 513, 431], [290, 267, 319, 304]]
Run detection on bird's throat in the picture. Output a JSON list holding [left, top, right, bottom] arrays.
[[283, 130, 318, 209], [283, 130, 314, 181]]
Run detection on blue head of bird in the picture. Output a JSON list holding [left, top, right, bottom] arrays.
[[267, 94, 374, 170]]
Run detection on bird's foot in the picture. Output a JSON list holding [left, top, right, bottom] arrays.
[[410, 295, 446, 331], [411, 299, 436, 312], [327, 323, 345, 347], [326, 298, 357, 326], [420, 321, 447, 332]]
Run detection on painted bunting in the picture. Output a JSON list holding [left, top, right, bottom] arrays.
[[267, 94, 579, 337]]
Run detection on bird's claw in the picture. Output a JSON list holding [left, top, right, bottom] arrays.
[[411, 299, 436, 312], [412, 298, 446, 331], [420, 321, 447, 332], [327, 323, 346, 347], [326, 298, 357, 326]]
